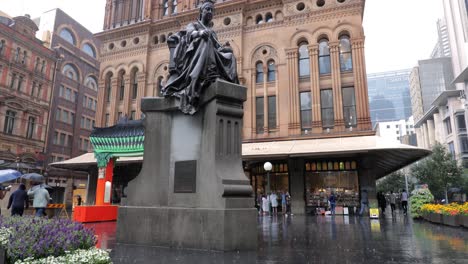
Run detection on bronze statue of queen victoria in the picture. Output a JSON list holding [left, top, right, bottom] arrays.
[[162, 0, 239, 114]]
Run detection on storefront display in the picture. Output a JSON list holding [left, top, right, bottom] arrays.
[[305, 160, 359, 213], [250, 162, 289, 204]]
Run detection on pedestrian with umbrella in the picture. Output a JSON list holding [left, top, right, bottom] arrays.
[[0, 169, 20, 214], [7, 183, 28, 216], [24, 173, 50, 217]]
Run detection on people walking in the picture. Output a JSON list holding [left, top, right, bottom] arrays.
[[359, 190, 369, 216], [377, 191, 387, 215], [286, 192, 292, 215], [401, 189, 408, 215], [329, 192, 336, 215], [270, 191, 278, 215], [7, 184, 28, 216], [27, 183, 51, 217], [281, 191, 287, 215], [390, 191, 397, 214]]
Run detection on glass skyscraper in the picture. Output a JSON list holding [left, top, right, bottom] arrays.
[[368, 69, 413, 125]]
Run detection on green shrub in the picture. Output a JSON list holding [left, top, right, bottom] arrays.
[[410, 188, 434, 218]]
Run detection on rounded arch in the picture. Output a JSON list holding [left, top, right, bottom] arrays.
[[80, 40, 98, 59], [333, 23, 361, 41], [56, 24, 80, 46], [115, 63, 129, 75], [128, 60, 145, 73], [84, 74, 99, 91], [61, 62, 81, 82], [101, 66, 115, 80], [152, 61, 169, 97], [152, 61, 170, 81], [290, 30, 313, 47], [245, 16, 253, 26], [311, 26, 334, 42], [275, 10, 283, 21], [250, 42, 280, 66]]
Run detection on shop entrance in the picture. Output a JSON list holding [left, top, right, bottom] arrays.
[[304, 160, 359, 214], [249, 161, 289, 211]]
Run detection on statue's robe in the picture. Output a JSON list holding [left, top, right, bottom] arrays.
[[162, 21, 238, 114]]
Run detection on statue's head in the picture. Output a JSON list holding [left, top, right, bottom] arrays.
[[199, 0, 215, 22]]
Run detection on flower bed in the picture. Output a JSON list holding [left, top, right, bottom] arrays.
[[0, 216, 111, 264], [421, 202, 468, 228]]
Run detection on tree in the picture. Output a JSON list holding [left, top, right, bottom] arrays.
[[377, 171, 407, 193], [411, 143, 464, 203]]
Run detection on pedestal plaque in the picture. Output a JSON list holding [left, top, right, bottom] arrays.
[[174, 160, 197, 193]]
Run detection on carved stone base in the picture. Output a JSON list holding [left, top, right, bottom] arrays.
[[116, 80, 257, 251]]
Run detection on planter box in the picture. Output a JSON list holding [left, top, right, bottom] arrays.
[[460, 215, 468, 228], [442, 215, 459, 227], [428, 212, 442, 224]]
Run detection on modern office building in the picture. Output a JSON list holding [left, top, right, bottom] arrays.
[[367, 69, 412, 125], [0, 13, 56, 172], [410, 57, 455, 124], [430, 18, 451, 59]]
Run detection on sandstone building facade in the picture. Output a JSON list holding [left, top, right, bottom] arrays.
[[0, 14, 56, 171], [90, 0, 428, 213]]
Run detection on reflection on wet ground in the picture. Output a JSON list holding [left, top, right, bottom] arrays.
[[87, 213, 468, 263]]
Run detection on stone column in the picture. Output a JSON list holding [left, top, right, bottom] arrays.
[[285, 48, 300, 134], [109, 77, 118, 126], [427, 119, 435, 147], [135, 72, 146, 119], [250, 71, 256, 137], [358, 157, 377, 211], [263, 63, 268, 134], [433, 113, 441, 141], [96, 80, 106, 127], [329, 42, 344, 131], [288, 158, 305, 214], [351, 38, 371, 130], [123, 75, 131, 117], [308, 44, 321, 133]]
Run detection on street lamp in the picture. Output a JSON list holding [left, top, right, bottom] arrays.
[[264, 162, 272, 194]]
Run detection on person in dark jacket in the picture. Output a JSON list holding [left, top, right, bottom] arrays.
[[377, 191, 387, 215], [7, 184, 29, 216]]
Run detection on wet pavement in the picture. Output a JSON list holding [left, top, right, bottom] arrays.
[[86, 212, 468, 263]]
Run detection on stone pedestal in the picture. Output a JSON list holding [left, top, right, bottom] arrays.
[[116, 80, 257, 251]]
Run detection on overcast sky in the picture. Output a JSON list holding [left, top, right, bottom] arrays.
[[1, 0, 444, 74]]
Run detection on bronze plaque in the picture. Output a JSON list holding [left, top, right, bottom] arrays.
[[174, 160, 197, 193]]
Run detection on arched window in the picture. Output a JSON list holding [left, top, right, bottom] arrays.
[[15, 47, 20, 62], [298, 42, 310, 77], [256, 15, 263, 24], [0, 40, 5, 56], [265, 13, 273, 22], [172, 0, 178, 14], [118, 71, 125, 101], [82, 43, 96, 58], [156, 76, 164, 97], [318, 39, 331, 75], [163, 0, 169, 16], [59, 28, 76, 45], [339, 35, 352, 72], [85, 76, 98, 91], [62, 64, 79, 81], [267, 60, 276, 82], [35, 57, 40, 71], [105, 73, 113, 102], [131, 68, 138, 99], [22, 50, 27, 64], [41, 60, 46, 73], [256, 62, 264, 83]]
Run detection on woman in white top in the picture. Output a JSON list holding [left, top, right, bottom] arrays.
[[270, 192, 278, 215], [262, 195, 270, 216]]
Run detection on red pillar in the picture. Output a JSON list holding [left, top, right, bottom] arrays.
[[95, 158, 114, 205]]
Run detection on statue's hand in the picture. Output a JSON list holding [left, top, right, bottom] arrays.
[[200, 30, 210, 40], [219, 46, 233, 53]]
